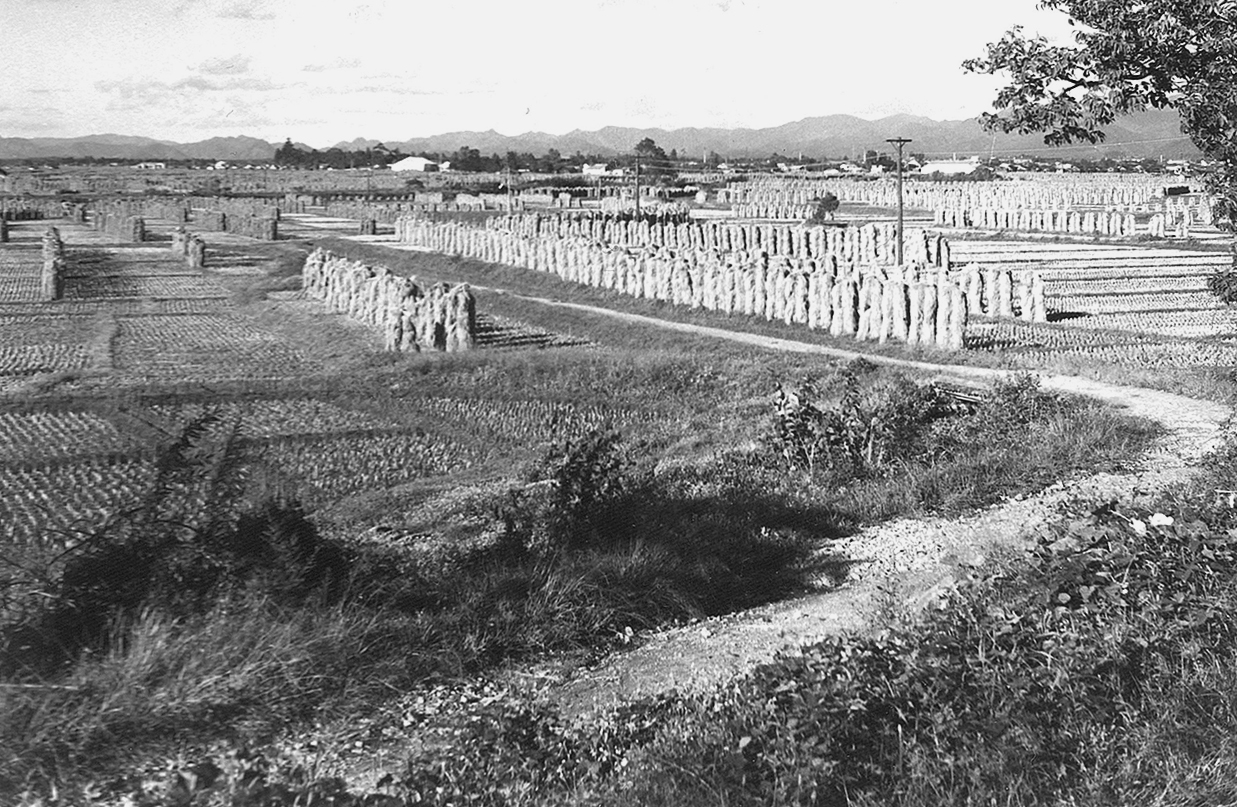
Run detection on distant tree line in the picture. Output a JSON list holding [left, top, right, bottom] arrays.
[[2, 138, 1184, 177], [273, 140, 611, 174]]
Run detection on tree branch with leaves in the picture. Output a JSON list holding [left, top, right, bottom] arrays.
[[964, 1, 1237, 224]]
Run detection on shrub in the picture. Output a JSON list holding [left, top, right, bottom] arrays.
[[806, 193, 840, 223], [768, 360, 956, 478], [495, 427, 644, 556], [1208, 265, 1237, 304]]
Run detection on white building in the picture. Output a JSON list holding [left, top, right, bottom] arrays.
[[917, 157, 981, 176], [583, 164, 629, 178], [390, 156, 439, 172]]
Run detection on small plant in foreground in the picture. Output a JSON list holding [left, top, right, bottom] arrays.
[[1208, 265, 1237, 304], [769, 359, 961, 478]]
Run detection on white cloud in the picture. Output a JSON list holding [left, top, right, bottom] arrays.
[[217, 2, 275, 20], [196, 55, 252, 75], [3, 0, 1084, 143], [302, 58, 361, 73]]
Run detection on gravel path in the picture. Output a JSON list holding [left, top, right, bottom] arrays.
[[459, 290, 1233, 721], [314, 246, 1235, 789], [550, 374, 1228, 720], [325, 252, 1233, 722]]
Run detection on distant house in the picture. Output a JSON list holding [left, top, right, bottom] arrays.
[[917, 157, 981, 176], [134, 162, 166, 170], [583, 163, 628, 178], [390, 156, 439, 172]]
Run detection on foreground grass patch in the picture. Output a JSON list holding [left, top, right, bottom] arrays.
[[137, 434, 1237, 807], [0, 365, 1161, 802]]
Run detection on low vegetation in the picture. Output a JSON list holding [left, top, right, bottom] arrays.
[[0, 362, 1160, 804], [533, 431, 1237, 807], [1207, 263, 1237, 305], [379, 447, 1237, 807], [57, 420, 1237, 807]]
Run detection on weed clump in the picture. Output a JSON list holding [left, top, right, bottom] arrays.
[[769, 359, 959, 477], [766, 362, 1142, 523]]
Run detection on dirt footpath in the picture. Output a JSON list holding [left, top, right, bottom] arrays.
[[315, 246, 1233, 787], [451, 289, 1232, 721]]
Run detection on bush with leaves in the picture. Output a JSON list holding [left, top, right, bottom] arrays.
[[1208, 266, 1237, 305], [806, 193, 840, 224], [768, 360, 957, 478], [495, 427, 646, 556]]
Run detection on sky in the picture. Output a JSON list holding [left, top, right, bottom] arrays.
[[2, 0, 1080, 147]]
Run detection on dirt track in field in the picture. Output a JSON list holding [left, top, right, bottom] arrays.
[[431, 284, 1232, 721]]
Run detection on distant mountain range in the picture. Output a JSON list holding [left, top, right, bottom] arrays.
[[0, 110, 1201, 162], [352, 109, 1201, 162], [0, 134, 279, 162]]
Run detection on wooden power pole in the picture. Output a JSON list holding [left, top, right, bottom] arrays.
[[886, 137, 912, 266], [634, 156, 641, 216]]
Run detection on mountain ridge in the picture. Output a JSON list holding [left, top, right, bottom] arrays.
[[0, 110, 1200, 162]]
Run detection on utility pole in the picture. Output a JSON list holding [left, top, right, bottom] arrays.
[[634, 155, 641, 216], [886, 137, 912, 266]]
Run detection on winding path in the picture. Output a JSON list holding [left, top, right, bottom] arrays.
[[458, 287, 1231, 721], [312, 241, 1237, 791]]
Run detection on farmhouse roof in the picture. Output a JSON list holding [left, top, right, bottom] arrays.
[[391, 156, 439, 172], [917, 158, 981, 176]]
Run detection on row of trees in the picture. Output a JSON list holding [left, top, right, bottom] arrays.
[[272, 140, 404, 170], [266, 136, 909, 176], [272, 140, 616, 173]]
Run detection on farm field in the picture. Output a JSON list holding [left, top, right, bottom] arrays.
[[0, 215, 725, 552], [3, 202, 1197, 559], [315, 210, 1237, 372], [2, 204, 1217, 506], [2, 187, 1234, 805], [950, 238, 1237, 343]]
